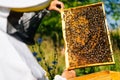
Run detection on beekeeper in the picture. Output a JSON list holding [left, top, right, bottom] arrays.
[[0, 0, 76, 80]]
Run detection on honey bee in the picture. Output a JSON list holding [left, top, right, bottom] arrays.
[[62, 3, 113, 68]]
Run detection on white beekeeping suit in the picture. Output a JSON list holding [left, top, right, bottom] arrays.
[[0, 0, 66, 80]]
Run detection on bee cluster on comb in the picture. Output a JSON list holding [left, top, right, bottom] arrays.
[[61, 2, 114, 70]]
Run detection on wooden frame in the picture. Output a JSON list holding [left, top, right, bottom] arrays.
[[61, 2, 115, 69]]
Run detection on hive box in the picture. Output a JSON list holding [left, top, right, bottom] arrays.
[[69, 71, 120, 80], [61, 2, 115, 70]]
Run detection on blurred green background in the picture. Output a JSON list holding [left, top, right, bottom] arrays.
[[29, 0, 120, 79]]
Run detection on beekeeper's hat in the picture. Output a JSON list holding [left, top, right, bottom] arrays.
[[0, 0, 51, 12]]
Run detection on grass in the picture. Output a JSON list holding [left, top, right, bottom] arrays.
[[29, 36, 65, 79]]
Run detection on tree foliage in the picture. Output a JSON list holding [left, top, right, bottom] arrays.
[[37, 0, 120, 40]]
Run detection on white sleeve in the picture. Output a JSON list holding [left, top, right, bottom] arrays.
[[0, 30, 37, 80], [54, 75, 66, 80]]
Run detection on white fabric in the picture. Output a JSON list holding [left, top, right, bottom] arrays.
[[54, 75, 66, 80], [0, 7, 10, 32], [8, 32, 48, 80], [0, 30, 36, 80], [0, 0, 50, 8]]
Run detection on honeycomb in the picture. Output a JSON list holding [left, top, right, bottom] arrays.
[[61, 2, 114, 69]]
